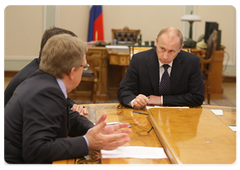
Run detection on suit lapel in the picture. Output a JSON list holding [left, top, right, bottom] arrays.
[[147, 50, 160, 95], [170, 54, 184, 92]]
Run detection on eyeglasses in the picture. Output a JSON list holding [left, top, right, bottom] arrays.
[[80, 63, 90, 71]]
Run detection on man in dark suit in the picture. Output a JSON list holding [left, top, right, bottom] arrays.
[[118, 27, 204, 109], [4, 27, 87, 116], [5, 34, 131, 163]]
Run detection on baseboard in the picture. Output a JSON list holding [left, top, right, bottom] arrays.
[[4, 71, 18, 77], [222, 76, 236, 82]]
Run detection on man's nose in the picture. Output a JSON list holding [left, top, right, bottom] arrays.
[[163, 52, 169, 60]]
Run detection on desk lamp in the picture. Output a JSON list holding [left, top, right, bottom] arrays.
[[181, 11, 201, 48]]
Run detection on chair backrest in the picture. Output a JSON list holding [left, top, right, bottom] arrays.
[[112, 26, 140, 43], [206, 30, 218, 75], [205, 30, 218, 59], [129, 47, 152, 60], [82, 56, 98, 80], [181, 48, 192, 53]]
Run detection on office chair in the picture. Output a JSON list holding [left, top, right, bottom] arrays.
[[70, 57, 98, 103], [129, 46, 153, 61], [182, 48, 192, 53], [112, 26, 140, 44], [129, 47, 192, 61], [199, 30, 218, 104]]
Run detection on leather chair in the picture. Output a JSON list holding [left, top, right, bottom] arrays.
[[112, 26, 140, 43], [182, 48, 192, 53], [129, 48, 192, 61], [129, 47, 152, 60], [199, 30, 218, 104]]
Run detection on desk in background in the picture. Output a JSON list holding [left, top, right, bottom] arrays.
[[53, 103, 236, 164]]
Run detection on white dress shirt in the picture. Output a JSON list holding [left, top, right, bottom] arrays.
[[159, 60, 173, 104]]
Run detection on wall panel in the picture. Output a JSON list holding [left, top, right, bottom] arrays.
[[56, 5, 89, 41], [5, 5, 44, 58]]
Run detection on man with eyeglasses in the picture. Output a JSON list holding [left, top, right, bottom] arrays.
[[4, 27, 88, 116], [5, 34, 132, 163]]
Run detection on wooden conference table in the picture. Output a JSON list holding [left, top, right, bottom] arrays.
[[53, 103, 236, 164]]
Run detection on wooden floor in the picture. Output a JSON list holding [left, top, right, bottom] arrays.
[[4, 76, 236, 107]]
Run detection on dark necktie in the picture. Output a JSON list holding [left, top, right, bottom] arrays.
[[159, 64, 170, 95]]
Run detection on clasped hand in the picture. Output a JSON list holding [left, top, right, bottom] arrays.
[[85, 113, 132, 150], [72, 104, 88, 117], [133, 94, 161, 109]]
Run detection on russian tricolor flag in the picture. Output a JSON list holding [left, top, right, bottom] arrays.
[[87, 5, 104, 42]]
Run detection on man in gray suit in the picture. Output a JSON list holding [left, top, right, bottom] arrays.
[[5, 34, 131, 163], [118, 27, 204, 109]]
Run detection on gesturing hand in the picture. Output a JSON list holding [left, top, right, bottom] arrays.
[[85, 113, 132, 150]]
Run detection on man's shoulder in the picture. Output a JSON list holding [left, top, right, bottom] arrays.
[[18, 70, 62, 100], [179, 50, 198, 58], [27, 70, 56, 85], [178, 50, 199, 61], [24, 58, 40, 70], [14, 58, 40, 79], [132, 48, 156, 61]]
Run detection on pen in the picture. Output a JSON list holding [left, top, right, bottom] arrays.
[[106, 122, 131, 128], [132, 110, 148, 115], [148, 126, 153, 133], [107, 122, 122, 125]]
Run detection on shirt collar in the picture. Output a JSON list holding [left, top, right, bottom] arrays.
[[56, 78, 67, 99], [158, 60, 173, 67]]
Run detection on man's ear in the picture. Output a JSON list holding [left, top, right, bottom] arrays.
[[180, 44, 184, 50], [178, 44, 184, 53], [155, 37, 158, 44], [69, 67, 75, 80]]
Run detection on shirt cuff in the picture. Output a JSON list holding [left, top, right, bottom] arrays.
[[83, 128, 92, 148], [129, 99, 135, 107], [83, 136, 89, 147]]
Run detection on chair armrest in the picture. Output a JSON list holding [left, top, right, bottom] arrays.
[[199, 57, 212, 73]]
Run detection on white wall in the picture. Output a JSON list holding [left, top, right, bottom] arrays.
[[4, 5, 236, 76], [4, 5, 44, 59], [56, 5, 90, 41], [103, 5, 184, 43]]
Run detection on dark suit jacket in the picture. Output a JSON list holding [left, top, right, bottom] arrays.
[[4, 57, 76, 107], [118, 48, 204, 107], [5, 70, 94, 164]]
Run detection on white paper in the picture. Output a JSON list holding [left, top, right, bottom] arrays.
[[146, 106, 189, 110], [101, 146, 167, 159], [105, 45, 129, 49], [229, 126, 237, 131], [210, 109, 223, 115]]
